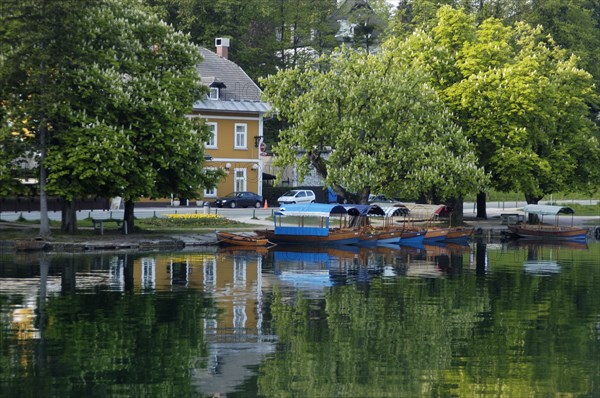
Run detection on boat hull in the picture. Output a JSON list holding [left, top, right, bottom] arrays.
[[507, 225, 589, 240], [446, 227, 474, 241], [262, 230, 360, 245], [216, 231, 272, 247], [398, 231, 425, 245], [423, 228, 448, 242]]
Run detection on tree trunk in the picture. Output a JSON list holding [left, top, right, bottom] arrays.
[[446, 196, 464, 226], [524, 193, 542, 223], [358, 188, 370, 205], [39, 130, 50, 237], [476, 191, 487, 219], [60, 198, 78, 234], [38, 0, 50, 238], [124, 199, 135, 232]]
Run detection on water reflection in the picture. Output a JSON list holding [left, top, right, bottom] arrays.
[[0, 239, 599, 396]]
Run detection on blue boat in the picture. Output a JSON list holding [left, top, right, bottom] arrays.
[[261, 203, 361, 245]]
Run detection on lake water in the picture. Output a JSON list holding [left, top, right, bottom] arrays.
[[1, 239, 599, 397]]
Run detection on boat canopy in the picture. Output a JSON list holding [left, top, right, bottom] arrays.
[[277, 203, 348, 217], [405, 204, 447, 219], [381, 206, 410, 217], [522, 204, 575, 216], [344, 204, 386, 216]]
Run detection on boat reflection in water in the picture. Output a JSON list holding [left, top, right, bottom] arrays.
[[270, 241, 472, 289], [504, 238, 589, 275]]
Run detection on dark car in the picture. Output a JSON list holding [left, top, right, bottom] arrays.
[[214, 192, 263, 208]]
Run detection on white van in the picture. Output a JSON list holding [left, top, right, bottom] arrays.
[[277, 189, 316, 205]]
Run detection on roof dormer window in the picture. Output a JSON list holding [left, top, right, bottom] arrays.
[[207, 80, 226, 100], [209, 87, 220, 100]]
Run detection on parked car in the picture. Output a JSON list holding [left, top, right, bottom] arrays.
[[277, 189, 316, 205], [368, 194, 397, 203], [213, 192, 263, 208]]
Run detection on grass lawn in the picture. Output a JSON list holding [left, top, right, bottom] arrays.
[[0, 214, 261, 241]]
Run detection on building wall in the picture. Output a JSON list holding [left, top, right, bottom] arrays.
[[193, 111, 263, 199]]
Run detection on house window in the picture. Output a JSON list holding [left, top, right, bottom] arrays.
[[234, 168, 247, 192], [204, 186, 217, 197], [203, 167, 217, 197], [234, 123, 247, 149], [208, 87, 219, 100], [205, 122, 217, 148]]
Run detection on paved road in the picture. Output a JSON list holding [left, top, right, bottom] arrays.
[[1, 201, 598, 227]]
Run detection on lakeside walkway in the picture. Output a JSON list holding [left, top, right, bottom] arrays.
[[1, 203, 599, 253]]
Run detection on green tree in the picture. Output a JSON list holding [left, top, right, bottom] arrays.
[[519, 0, 600, 121], [394, 6, 600, 216], [0, 0, 96, 235], [261, 45, 486, 209], [0, 0, 223, 233]]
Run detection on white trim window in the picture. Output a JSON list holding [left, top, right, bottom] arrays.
[[234, 123, 247, 149], [208, 87, 219, 100], [203, 166, 218, 197], [205, 122, 217, 148], [234, 168, 247, 192], [204, 186, 217, 198]]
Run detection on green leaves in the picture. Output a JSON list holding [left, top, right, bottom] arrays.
[[0, 0, 217, 221], [262, 45, 486, 202], [395, 6, 600, 201]]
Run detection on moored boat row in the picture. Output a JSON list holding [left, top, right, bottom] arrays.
[[217, 204, 477, 248]]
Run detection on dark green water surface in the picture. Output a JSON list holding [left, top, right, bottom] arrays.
[[1, 239, 599, 397]]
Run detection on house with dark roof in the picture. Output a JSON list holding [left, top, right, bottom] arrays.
[[191, 38, 270, 202]]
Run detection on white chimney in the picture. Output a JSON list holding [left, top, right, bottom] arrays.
[[215, 37, 230, 59]]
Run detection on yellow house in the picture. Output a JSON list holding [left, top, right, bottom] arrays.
[[192, 38, 270, 201]]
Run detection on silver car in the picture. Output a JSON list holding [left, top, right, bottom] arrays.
[[277, 189, 316, 205]]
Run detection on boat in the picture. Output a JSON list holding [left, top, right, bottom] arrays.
[[357, 229, 380, 247], [260, 228, 361, 245], [215, 231, 274, 247], [506, 205, 589, 241], [423, 227, 449, 242], [357, 227, 402, 245], [507, 224, 589, 240], [398, 230, 425, 245], [265, 203, 361, 245], [446, 226, 474, 241]]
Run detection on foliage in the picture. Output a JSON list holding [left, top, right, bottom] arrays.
[[261, 45, 487, 203], [0, 0, 225, 233], [392, 6, 600, 203]]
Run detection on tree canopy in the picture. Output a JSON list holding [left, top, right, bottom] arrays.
[[0, 0, 223, 233], [261, 45, 486, 204], [390, 6, 600, 209]]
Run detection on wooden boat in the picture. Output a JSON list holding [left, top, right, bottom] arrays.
[[357, 227, 402, 245], [216, 231, 273, 247], [423, 228, 448, 242], [373, 228, 402, 244], [357, 229, 380, 247], [260, 228, 360, 245], [507, 224, 589, 240], [398, 230, 425, 245], [270, 203, 361, 245], [446, 227, 474, 241], [506, 205, 589, 241]]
